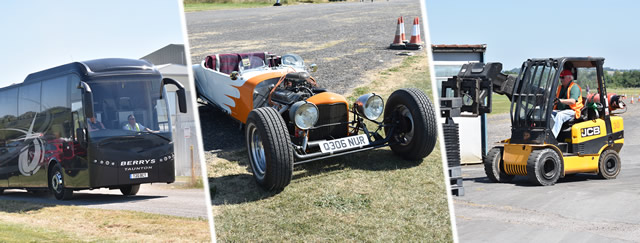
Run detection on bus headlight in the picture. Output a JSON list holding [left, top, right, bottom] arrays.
[[289, 101, 319, 130], [354, 93, 384, 120]]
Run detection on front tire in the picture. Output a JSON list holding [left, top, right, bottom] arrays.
[[526, 148, 562, 186], [384, 88, 437, 160], [246, 107, 294, 191], [597, 149, 621, 179], [49, 164, 73, 200], [484, 147, 515, 183], [120, 184, 141, 196]]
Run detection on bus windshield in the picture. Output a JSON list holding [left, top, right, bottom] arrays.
[[85, 77, 170, 140]]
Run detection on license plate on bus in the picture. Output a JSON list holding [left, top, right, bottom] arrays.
[[130, 172, 148, 179], [319, 134, 369, 154]]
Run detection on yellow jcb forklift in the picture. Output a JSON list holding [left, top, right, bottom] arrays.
[[484, 57, 625, 186]]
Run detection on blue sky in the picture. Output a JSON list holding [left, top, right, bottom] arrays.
[[0, 1, 185, 87], [427, 0, 640, 70]]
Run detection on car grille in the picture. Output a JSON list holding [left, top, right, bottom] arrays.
[[309, 103, 348, 141]]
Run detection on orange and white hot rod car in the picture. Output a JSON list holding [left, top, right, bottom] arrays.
[[193, 52, 437, 191]]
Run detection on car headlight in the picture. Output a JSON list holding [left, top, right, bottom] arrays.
[[289, 101, 319, 130], [354, 93, 384, 120]]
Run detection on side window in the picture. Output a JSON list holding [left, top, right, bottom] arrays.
[[0, 89, 18, 147], [18, 82, 42, 132], [42, 76, 71, 139], [69, 75, 85, 141]]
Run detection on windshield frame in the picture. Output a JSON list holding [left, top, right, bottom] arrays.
[[511, 59, 559, 129]]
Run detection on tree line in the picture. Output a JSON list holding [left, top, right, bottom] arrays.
[[605, 70, 640, 88], [503, 68, 640, 88]]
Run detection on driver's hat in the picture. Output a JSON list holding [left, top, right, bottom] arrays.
[[560, 69, 573, 78]]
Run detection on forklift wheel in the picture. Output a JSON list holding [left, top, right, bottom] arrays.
[[483, 147, 514, 183], [526, 148, 562, 186], [597, 150, 621, 179]]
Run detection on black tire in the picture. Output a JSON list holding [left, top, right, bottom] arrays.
[[383, 88, 437, 160], [597, 149, 621, 179], [246, 107, 294, 191], [120, 184, 141, 196], [483, 147, 515, 183], [49, 164, 73, 200], [526, 148, 562, 186]]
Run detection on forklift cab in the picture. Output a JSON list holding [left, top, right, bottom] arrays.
[[510, 57, 613, 148]]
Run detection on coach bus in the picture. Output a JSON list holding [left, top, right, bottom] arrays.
[[0, 58, 187, 200]]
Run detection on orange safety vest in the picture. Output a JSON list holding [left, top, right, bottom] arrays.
[[555, 82, 583, 119]]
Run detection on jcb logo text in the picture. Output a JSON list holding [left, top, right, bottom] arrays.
[[581, 126, 601, 137]]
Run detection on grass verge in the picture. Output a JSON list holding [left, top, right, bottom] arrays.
[[0, 200, 211, 242], [184, 2, 273, 12], [208, 53, 453, 241]]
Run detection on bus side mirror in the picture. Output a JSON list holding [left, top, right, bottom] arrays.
[[76, 127, 86, 144], [78, 82, 95, 119], [176, 89, 187, 113], [162, 78, 187, 113]]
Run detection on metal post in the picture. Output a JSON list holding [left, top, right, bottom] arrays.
[[481, 113, 488, 157], [190, 145, 196, 185]]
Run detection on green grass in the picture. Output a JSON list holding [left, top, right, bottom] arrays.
[[0, 200, 211, 242], [608, 87, 640, 97], [489, 94, 511, 115], [175, 176, 206, 189], [209, 54, 452, 241], [0, 223, 77, 242], [488, 87, 640, 116]]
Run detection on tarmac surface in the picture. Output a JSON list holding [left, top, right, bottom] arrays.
[[455, 101, 640, 242], [0, 183, 209, 219], [186, 0, 423, 152]]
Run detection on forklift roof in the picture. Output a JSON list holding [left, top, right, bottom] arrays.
[[528, 57, 605, 68]]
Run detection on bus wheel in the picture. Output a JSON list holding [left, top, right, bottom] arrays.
[[384, 88, 437, 160], [484, 147, 514, 183], [49, 164, 73, 200], [526, 148, 562, 186], [597, 150, 621, 179], [120, 184, 140, 196], [246, 107, 293, 192]]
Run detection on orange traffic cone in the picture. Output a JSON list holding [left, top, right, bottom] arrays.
[[390, 17, 406, 49], [631, 96, 634, 104], [406, 17, 423, 50]]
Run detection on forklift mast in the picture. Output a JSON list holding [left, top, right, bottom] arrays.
[[440, 62, 516, 117]]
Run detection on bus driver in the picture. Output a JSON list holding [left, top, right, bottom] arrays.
[[123, 114, 152, 132]]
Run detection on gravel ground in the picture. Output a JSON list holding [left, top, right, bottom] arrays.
[[186, 0, 424, 151], [455, 100, 640, 242]]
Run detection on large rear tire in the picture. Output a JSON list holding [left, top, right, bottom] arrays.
[[120, 184, 141, 196], [49, 164, 73, 200], [526, 148, 562, 186], [597, 149, 621, 179], [484, 147, 515, 183], [383, 88, 437, 160], [246, 107, 294, 191]]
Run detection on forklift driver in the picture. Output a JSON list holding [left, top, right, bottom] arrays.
[[552, 69, 583, 138]]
